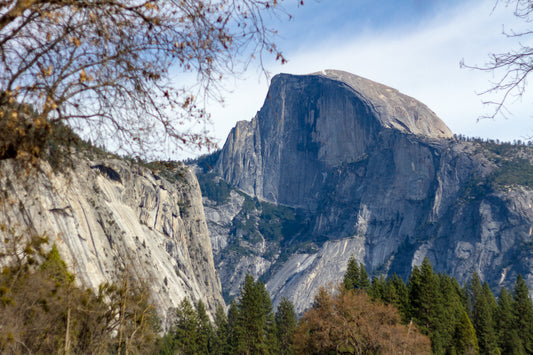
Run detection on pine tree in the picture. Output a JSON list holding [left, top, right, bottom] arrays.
[[368, 275, 386, 301], [212, 304, 230, 355], [408, 258, 440, 335], [259, 280, 279, 354], [513, 274, 533, 353], [408, 257, 454, 354], [466, 272, 483, 320], [196, 300, 213, 354], [343, 254, 360, 290], [467, 274, 499, 355], [231, 274, 278, 354], [437, 274, 465, 354], [382, 276, 398, 304], [390, 273, 409, 322], [227, 300, 242, 354], [342, 255, 369, 291], [454, 309, 479, 355], [275, 297, 297, 355], [479, 282, 499, 355], [358, 262, 370, 290], [172, 298, 200, 355], [496, 287, 521, 355]]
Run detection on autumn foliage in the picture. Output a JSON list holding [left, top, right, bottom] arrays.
[[0, 0, 290, 160], [293, 287, 431, 355], [0, 233, 160, 354]]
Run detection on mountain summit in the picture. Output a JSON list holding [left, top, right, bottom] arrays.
[[216, 71, 452, 209], [312, 70, 452, 139], [206, 70, 533, 312]]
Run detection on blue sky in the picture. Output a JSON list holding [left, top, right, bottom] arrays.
[[177, 0, 533, 158]]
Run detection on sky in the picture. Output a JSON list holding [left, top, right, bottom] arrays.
[[176, 0, 533, 159]]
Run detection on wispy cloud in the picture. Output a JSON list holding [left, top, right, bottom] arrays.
[[184, 0, 533, 159]]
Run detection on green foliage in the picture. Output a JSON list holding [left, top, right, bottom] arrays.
[[513, 274, 533, 353], [466, 275, 499, 355], [346, 255, 533, 355], [496, 288, 521, 354], [490, 158, 533, 188], [212, 304, 230, 354], [232, 215, 262, 244], [197, 172, 232, 205], [163, 298, 200, 354], [231, 274, 278, 354], [144, 160, 189, 185], [39, 244, 75, 284], [471, 140, 533, 189], [161, 298, 220, 355], [258, 202, 304, 244], [275, 297, 297, 355], [454, 310, 479, 355], [342, 254, 369, 291]]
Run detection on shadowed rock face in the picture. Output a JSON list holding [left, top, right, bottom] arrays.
[[216, 71, 452, 210], [209, 70, 533, 313]]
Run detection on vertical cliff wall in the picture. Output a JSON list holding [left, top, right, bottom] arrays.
[[209, 70, 533, 313], [0, 156, 224, 327]]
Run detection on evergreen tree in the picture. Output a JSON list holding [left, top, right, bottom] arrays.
[[343, 254, 360, 290], [342, 255, 369, 291], [160, 298, 201, 355], [212, 304, 230, 355], [408, 258, 461, 354], [513, 274, 533, 353], [408, 258, 441, 335], [275, 297, 297, 355], [231, 274, 278, 354], [259, 280, 279, 354], [172, 298, 200, 355], [358, 262, 370, 290], [382, 276, 399, 304], [454, 309, 479, 355], [479, 282, 499, 354], [367, 275, 386, 301], [467, 273, 499, 354], [437, 273, 465, 354], [390, 273, 409, 322], [496, 287, 521, 355], [227, 299, 242, 354], [466, 272, 483, 319], [196, 300, 213, 354]]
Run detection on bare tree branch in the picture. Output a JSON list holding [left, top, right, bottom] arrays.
[[0, 0, 292, 161], [462, 0, 533, 119]]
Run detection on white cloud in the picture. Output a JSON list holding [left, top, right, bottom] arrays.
[[182, 0, 533, 159]]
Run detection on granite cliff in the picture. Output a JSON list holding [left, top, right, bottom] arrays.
[[0, 155, 224, 328], [202, 70, 533, 313]]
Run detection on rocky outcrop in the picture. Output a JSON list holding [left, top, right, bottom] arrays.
[[208, 70, 533, 312], [0, 156, 224, 328], [215, 70, 452, 209]]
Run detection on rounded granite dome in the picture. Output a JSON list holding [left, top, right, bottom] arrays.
[[309, 69, 453, 139]]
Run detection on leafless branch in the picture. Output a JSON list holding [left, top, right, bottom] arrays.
[[0, 0, 293, 161]]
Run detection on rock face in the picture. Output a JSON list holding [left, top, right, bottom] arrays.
[[208, 70, 533, 313], [0, 156, 224, 327], [216, 70, 452, 210]]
